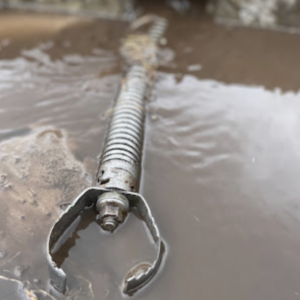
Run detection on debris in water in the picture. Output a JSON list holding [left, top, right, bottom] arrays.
[[187, 64, 202, 72], [25, 289, 38, 300], [210, 0, 300, 32], [13, 265, 24, 277], [0, 174, 7, 184], [0, 250, 6, 260], [1, 39, 10, 47], [151, 114, 158, 120]]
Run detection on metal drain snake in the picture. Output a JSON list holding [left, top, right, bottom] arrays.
[[46, 15, 167, 296]]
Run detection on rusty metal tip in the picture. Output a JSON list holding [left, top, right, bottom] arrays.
[[101, 216, 118, 233]]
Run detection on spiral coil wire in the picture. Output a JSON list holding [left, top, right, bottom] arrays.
[[149, 17, 168, 42], [101, 66, 147, 166]]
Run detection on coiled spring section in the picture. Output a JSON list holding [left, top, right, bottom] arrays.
[[149, 17, 168, 42], [100, 66, 147, 166], [97, 65, 148, 192], [97, 16, 167, 193]]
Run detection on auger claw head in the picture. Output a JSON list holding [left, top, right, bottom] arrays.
[[46, 187, 165, 296]]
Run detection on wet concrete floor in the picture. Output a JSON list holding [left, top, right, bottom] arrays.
[[1, 1, 300, 299]]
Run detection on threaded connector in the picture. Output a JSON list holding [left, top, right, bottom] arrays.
[[96, 192, 129, 233]]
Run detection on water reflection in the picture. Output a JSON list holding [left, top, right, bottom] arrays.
[[2, 40, 300, 299]]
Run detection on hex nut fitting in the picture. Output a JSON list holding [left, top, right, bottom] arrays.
[[96, 192, 129, 232]]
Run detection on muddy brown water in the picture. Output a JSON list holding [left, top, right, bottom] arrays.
[[1, 2, 300, 300]]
